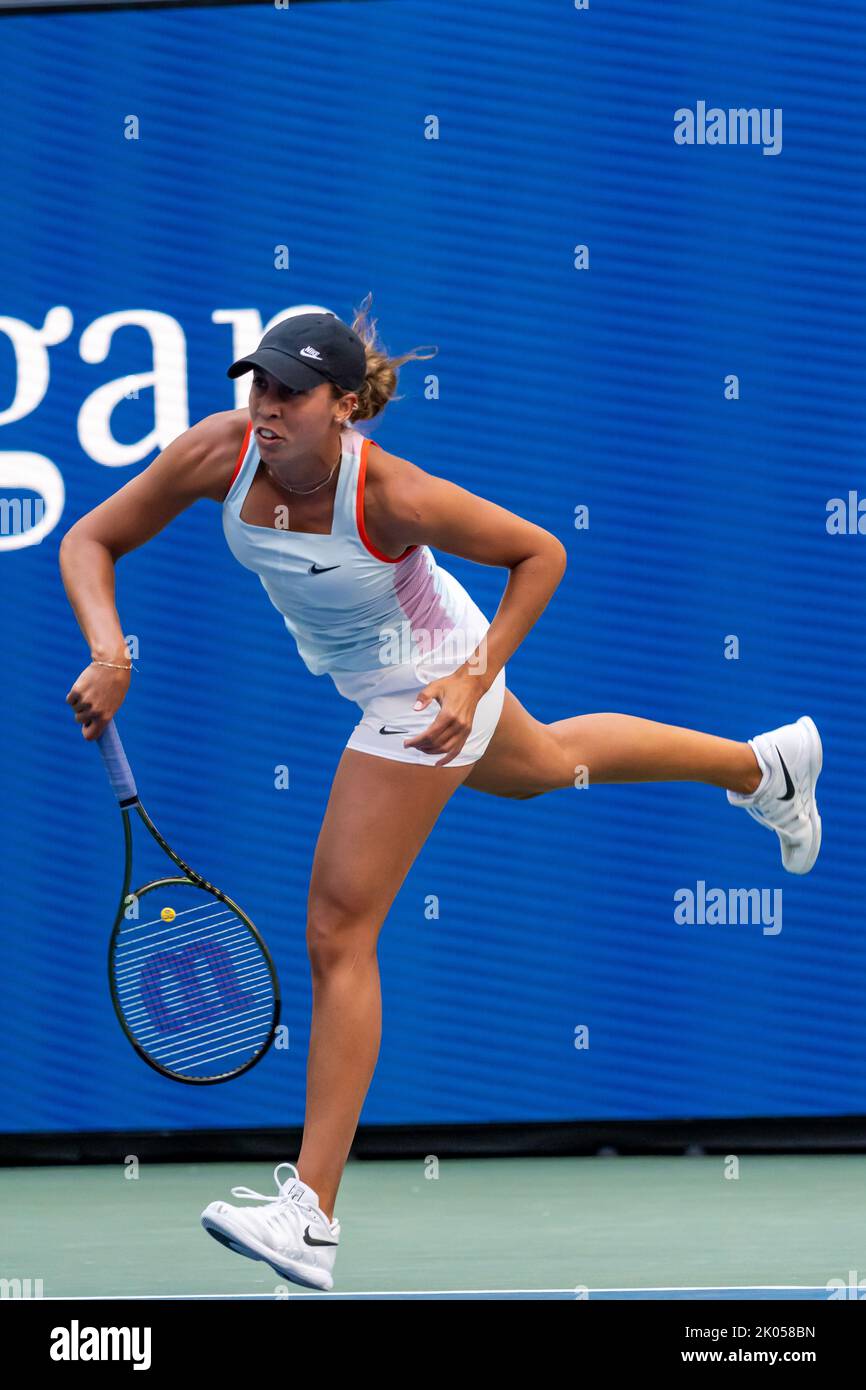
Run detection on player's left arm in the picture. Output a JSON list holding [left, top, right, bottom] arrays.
[[371, 451, 568, 694]]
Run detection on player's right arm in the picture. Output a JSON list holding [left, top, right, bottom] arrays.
[[59, 409, 248, 739]]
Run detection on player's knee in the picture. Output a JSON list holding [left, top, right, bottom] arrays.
[[548, 732, 587, 793], [504, 770, 565, 800], [306, 890, 377, 976], [491, 754, 573, 799], [515, 743, 575, 797]]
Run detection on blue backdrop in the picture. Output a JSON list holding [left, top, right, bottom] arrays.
[[1, 0, 864, 1134]]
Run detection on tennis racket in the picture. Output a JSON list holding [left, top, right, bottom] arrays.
[[95, 718, 281, 1084]]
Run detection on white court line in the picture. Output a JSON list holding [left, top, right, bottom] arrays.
[[38, 1284, 830, 1299]]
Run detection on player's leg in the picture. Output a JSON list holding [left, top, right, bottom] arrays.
[[463, 689, 761, 798], [295, 748, 474, 1218], [545, 711, 766, 789], [463, 690, 822, 874]]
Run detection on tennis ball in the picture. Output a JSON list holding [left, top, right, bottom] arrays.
[[161, 907, 176, 922]]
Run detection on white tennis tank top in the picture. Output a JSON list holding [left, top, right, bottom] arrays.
[[222, 422, 491, 684]]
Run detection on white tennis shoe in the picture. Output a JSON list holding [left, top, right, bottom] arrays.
[[727, 715, 822, 874], [201, 1161, 340, 1291]]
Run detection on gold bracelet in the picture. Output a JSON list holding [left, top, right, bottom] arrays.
[[91, 659, 134, 671]]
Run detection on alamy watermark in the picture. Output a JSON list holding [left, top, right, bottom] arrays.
[[378, 622, 488, 674], [826, 491, 865, 535], [0, 1276, 44, 1298], [0, 496, 45, 536], [49, 1321, 151, 1369], [675, 102, 782, 157], [674, 880, 782, 936]]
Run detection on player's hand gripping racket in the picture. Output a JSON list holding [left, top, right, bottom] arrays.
[[96, 719, 281, 1084]]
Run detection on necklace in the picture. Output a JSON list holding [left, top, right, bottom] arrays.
[[264, 439, 342, 496]]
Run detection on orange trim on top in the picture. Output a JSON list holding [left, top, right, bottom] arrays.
[[356, 436, 418, 564], [226, 421, 253, 498]]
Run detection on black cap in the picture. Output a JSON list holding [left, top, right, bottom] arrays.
[[227, 312, 367, 393]]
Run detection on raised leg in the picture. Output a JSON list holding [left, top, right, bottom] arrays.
[[463, 689, 761, 799]]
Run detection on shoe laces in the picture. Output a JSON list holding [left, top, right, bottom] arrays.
[[230, 1162, 321, 1235]]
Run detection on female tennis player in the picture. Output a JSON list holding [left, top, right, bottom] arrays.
[[60, 299, 822, 1291]]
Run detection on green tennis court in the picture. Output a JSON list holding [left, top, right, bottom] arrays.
[[3, 1154, 863, 1300]]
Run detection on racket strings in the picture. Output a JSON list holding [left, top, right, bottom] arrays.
[[111, 885, 277, 1080]]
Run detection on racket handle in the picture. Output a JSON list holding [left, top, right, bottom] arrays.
[[97, 719, 139, 806]]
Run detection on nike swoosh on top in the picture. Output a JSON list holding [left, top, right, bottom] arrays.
[[308, 563, 341, 574], [776, 746, 796, 801], [379, 725, 409, 735]]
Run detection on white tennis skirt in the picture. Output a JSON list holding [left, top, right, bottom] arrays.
[[332, 640, 507, 768]]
